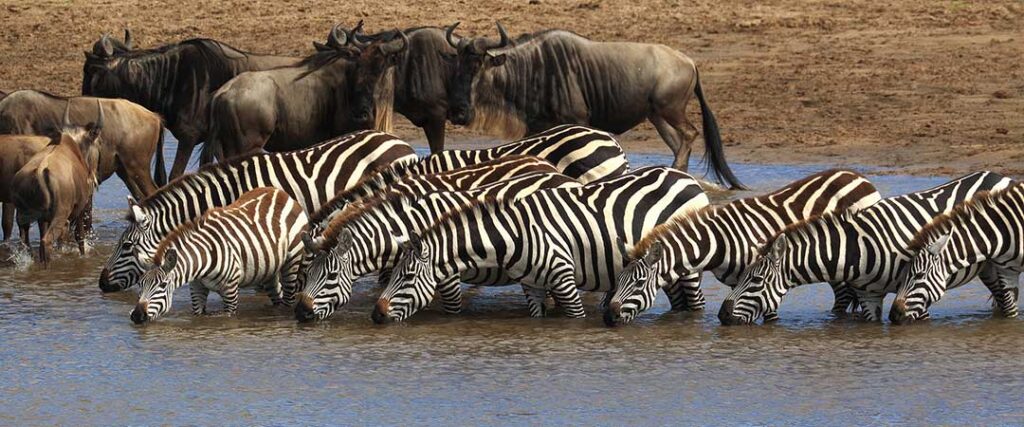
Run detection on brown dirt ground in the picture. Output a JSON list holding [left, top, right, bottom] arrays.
[[1, 0, 1022, 178]]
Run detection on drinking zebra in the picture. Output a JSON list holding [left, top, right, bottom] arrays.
[[718, 171, 1013, 324], [374, 166, 708, 323], [129, 188, 308, 324], [306, 154, 565, 235], [304, 124, 630, 232], [297, 169, 581, 322], [890, 183, 1024, 323], [99, 130, 418, 293], [604, 169, 881, 326]]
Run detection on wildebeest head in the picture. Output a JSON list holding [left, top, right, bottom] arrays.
[[446, 22, 511, 126], [349, 27, 409, 130], [82, 30, 134, 96]]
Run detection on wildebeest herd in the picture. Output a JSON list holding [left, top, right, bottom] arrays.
[[1, 22, 1019, 327]]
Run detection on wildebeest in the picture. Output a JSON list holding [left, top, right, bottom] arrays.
[[202, 24, 394, 161], [82, 30, 301, 178], [445, 23, 744, 189], [13, 103, 103, 263], [349, 26, 459, 152], [0, 90, 167, 198], [0, 135, 50, 240]]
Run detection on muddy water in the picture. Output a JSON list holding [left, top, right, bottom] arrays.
[[1, 142, 1022, 425]]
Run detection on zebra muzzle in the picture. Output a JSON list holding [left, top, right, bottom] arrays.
[[717, 299, 744, 326], [294, 294, 317, 322], [130, 300, 150, 324], [602, 302, 623, 327], [371, 299, 391, 324], [98, 268, 119, 293]]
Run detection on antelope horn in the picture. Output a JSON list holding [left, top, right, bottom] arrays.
[[445, 22, 461, 49], [63, 101, 72, 127], [380, 29, 409, 55], [95, 100, 105, 130]]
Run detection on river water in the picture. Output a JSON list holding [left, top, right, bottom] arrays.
[[1, 141, 1021, 425]]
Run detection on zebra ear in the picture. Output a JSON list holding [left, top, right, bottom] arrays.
[[644, 240, 664, 264], [162, 248, 178, 273], [768, 235, 788, 260], [338, 228, 354, 252], [927, 234, 950, 256], [129, 204, 147, 224], [393, 231, 409, 246], [302, 232, 321, 253]]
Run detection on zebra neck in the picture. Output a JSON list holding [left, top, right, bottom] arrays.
[[944, 215, 998, 272], [784, 224, 852, 285], [661, 216, 720, 283]]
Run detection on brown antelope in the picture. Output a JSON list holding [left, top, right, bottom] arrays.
[[0, 135, 50, 240], [12, 102, 103, 264]]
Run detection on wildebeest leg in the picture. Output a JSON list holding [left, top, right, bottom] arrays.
[[2, 202, 13, 241], [423, 119, 446, 153], [649, 115, 690, 170], [116, 159, 157, 199], [74, 210, 86, 255], [38, 220, 51, 264], [169, 137, 198, 180]]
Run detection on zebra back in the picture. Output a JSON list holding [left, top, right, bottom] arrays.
[[411, 124, 628, 183]]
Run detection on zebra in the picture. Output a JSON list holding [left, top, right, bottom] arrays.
[[303, 124, 630, 232], [296, 169, 581, 322], [129, 188, 308, 324], [99, 130, 417, 293], [718, 171, 1013, 325], [890, 183, 1024, 323], [604, 169, 881, 326], [409, 124, 629, 183], [374, 166, 709, 323], [306, 154, 565, 235]]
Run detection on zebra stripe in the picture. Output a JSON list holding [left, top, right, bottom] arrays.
[[295, 169, 581, 322], [720, 171, 1013, 324], [374, 166, 708, 323], [98, 130, 417, 293], [891, 183, 1024, 323], [307, 155, 564, 233], [128, 188, 309, 324], [411, 124, 629, 183], [605, 169, 881, 326]]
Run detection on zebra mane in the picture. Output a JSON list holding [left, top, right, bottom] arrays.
[[308, 160, 412, 225], [136, 151, 264, 207], [630, 205, 722, 259], [907, 182, 1024, 252], [153, 216, 204, 265]]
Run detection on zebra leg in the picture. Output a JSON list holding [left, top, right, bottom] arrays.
[[548, 278, 585, 318], [265, 280, 285, 307], [828, 281, 858, 316], [190, 285, 210, 316], [664, 271, 704, 311], [278, 254, 304, 306], [983, 269, 1020, 318], [437, 278, 464, 315], [855, 290, 884, 322], [218, 285, 241, 316], [522, 285, 548, 317]]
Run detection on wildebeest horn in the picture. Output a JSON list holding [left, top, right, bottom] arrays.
[[350, 20, 370, 49], [327, 24, 348, 48], [492, 21, 510, 49], [95, 100, 105, 130], [62, 101, 72, 127], [99, 33, 115, 57], [123, 29, 133, 49], [380, 29, 409, 55], [445, 22, 461, 49]]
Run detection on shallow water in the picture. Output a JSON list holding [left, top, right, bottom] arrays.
[[1, 140, 1021, 425]]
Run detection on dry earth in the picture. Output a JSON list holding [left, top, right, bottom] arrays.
[[1, 0, 1022, 177]]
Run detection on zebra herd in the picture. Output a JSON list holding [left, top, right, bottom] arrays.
[[96, 125, 1022, 326]]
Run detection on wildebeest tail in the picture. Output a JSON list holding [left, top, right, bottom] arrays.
[[41, 168, 55, 219], [694, 70, 745, 190], [154, 126, 168, 186]]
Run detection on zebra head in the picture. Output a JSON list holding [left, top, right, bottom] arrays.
[[604, 241, 665, 326], [130, 248, 181, 324], [891, 234, 951, 324], [719, 236, 790, 325], [373, 232, 436, 324], [295, 230, 357, 322], [99, 197, 153, 293]]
